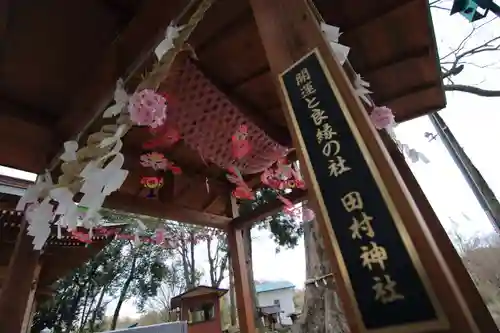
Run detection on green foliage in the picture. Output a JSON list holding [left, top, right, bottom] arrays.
[[239, 187, 303, 249]]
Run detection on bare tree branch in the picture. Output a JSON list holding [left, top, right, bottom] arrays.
[[444, 84, 500, 97]]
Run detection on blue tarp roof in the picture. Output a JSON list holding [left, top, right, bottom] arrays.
[[255, 281, 295, 293]]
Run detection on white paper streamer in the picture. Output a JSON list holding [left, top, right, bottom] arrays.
[[102, 79, 129, 119], [353, 74, 373, 106], [320, 22, 350, 65], [26, 197, 53, 250], [15, 172, 53, 211], [60, 141, 79, 162], [154, 22, 185, 60], [386, 126, 430, 164]]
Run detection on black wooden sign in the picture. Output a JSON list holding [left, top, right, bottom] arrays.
[[279, 49, 445, 332]]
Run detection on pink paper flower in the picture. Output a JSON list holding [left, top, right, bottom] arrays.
[[370, 106, 395, 130], [128, 89, 167, 128], [140, 152, 168, 170]]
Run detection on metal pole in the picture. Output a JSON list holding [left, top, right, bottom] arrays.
[[490, 2, 500, 18], [429, 112, 500, 234]]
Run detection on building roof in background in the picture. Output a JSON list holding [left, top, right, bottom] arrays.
[[170, 285, 228, 309], [255, 281, 295, 293]]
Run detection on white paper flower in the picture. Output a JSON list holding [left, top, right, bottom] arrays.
[[79, 153, 128, 223], [16, 172, 53, 211], [154, 22, 186, 60], [353, 74, 373, 106], [60, 141, 79, 162], [320, 23, 350, 65], [103, 79, 129, 118], [99, 124, 127, 150], [26, 197, 53, 250]]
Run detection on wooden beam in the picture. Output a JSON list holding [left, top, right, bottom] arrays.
[[226, 196, 256, 333], [362, 46, 431, 77], [0, 95, 56, 127], [105, 192, 230, 228], [121, 145, 231, 193], [377, 81, 440, 105], [0, 174, 230, 228], [335, 0, 420, 33], [0, 115, 53, 173], [0, 0, 10, 44], [0, 218, 41, 333], [52, 0, 187, 161], [249, 0, 483, 332], [194, 59, 292, 147], [231, 189, 307, 230]]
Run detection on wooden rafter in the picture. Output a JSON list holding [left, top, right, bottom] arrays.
[[193, 59, 292, 147], [231, 188, 308, 230], [105, 192, 230, 228], [49, 0, 187, 167], [0, 174, 231, 228]]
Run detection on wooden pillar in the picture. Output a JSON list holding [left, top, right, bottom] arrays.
[[226, 197, 256, 333], [382, 132, 498, 332], [21, 270, 40, 333], [0, 218, 41, 333], [248, 0, 489, 332]]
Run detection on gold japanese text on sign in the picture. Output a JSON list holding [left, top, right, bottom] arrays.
[[279, 48, 448, 333], [296, 69, 404, 305]]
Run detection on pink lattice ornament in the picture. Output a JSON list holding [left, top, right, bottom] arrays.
[[128, 89, 167, 128]]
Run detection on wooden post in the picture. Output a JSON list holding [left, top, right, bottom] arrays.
[[382, 133, 498, 332], [0, 218, 41, 333], [248, 0, 487, 332], [21, 286, 39, 333], [227, 197, 256, 333]]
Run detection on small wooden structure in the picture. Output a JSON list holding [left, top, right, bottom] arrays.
[[170, 286, 228, 333], [0, 0, 498, 332]]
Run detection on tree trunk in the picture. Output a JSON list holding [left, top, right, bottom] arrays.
[[190, 231, 196, 286], [243, 226, 264, 333], [180, 238, 192, 288], [228, 258, 237, 326], [78, 269, 97, 332], [292, 218, 349, 333], [65, 283, 85, 333], [111, 252, 138, 330], [89, 285, 108, 332], [80, 292, 97, 332]]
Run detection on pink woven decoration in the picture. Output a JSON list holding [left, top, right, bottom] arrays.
[[160, 57, 289, 175], [128, 89, 167, 128], [370, 106, 395, 130]]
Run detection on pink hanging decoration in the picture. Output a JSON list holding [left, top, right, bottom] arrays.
[[154, 228, 166, 245], [232, 124, 251, 159], [143, 126, 180, 150], [141, 176, 164, 198], [166, 161, 182, 175], [227, 166, 254, 200], [72, 230, 92, 244], [261, 159, 306, 191], [140, 152, 168, 170], [128, 89, 167, 128], [302, 208, 315, 222], [370, 106, 395, 130]]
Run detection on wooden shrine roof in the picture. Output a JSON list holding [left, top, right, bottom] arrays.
[[170, 285, 228, 308], [0, 208, 111, 301], [0, 0, 445, 228]]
